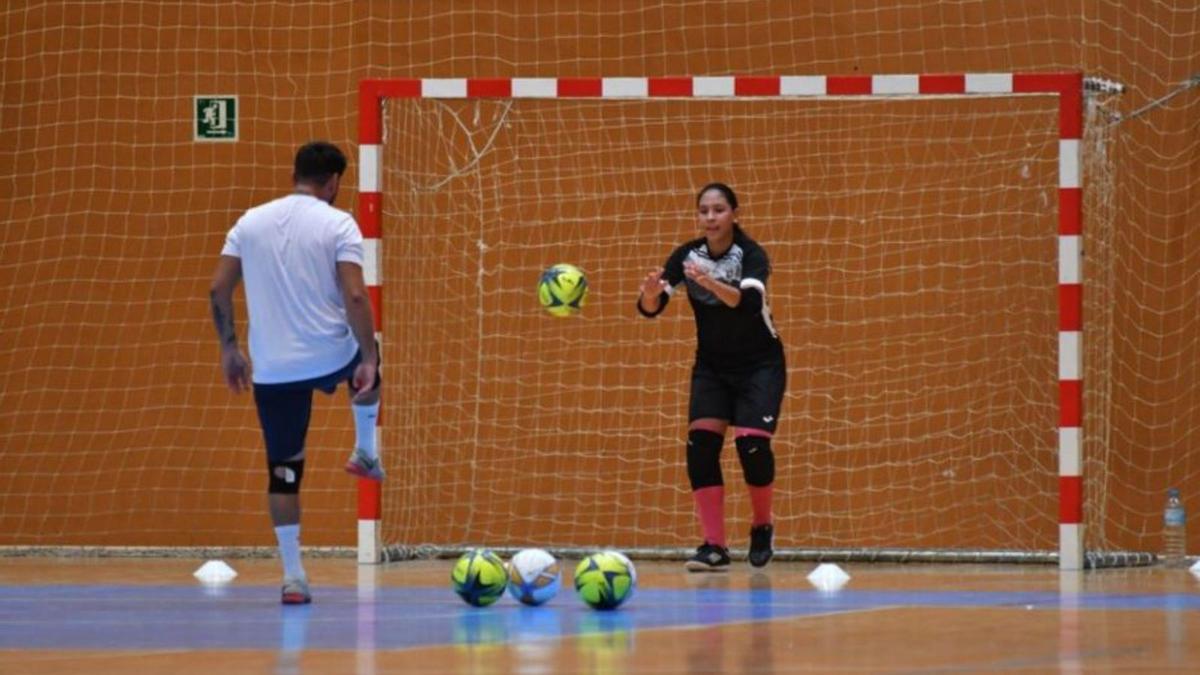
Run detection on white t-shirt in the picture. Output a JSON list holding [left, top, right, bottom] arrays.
[[221, 193, 365, 384]]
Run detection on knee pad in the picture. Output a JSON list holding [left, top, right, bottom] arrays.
[[686, 429, 725, 490], [736, 435, 775, 487], [268, 459, 306, 494]]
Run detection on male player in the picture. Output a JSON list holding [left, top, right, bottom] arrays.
[[209, 141, 382, 604]]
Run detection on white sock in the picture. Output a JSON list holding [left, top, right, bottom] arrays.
[[353, 401, 379, 459], [274, 524, 306, 580]]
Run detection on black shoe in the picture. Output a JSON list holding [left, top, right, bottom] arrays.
[[685, 542, 731, 572], [748, 523, 774, 568]]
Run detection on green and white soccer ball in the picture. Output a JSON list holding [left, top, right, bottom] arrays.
[[537, 263, 589, 317], [451, 549, 508, 607], [574, 550, 637, 610]]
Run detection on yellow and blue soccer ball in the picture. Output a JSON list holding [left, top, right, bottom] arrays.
[[573, 550, 637, 610], [451, 549, 508, 607], [537, 263, 589, 317], [506, 548, 562, 606]]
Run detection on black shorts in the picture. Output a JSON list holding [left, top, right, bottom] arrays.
[[253, 349, 380, 462], [688, 358, 786, 434]]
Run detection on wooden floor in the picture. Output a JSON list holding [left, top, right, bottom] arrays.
[[1, 556, 1198, 673]]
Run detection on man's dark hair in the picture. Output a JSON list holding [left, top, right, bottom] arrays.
[[294, 141, 347, 185]]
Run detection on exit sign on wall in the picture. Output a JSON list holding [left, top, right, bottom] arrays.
[[194, 96, 238, 142]]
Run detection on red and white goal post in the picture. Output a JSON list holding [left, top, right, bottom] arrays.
[[357, 73, 1099, 570]]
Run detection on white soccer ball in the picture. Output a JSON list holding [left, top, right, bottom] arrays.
[[506, 548, 562, 606]]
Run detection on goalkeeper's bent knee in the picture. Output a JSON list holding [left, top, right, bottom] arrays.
[[735, 435, 775, 487], [686, 429, 725, 490], [268, 459, 305, 494]]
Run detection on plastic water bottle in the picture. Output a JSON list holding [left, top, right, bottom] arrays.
[[1162, 487, 1187, 568]]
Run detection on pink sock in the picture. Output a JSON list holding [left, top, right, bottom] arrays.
[[748, 484, 773, 527], [693, 486, 726, 547]]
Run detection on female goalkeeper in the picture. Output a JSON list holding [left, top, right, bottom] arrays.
[[636, 182, 786, 571]]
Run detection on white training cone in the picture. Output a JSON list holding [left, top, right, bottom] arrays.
[[806, 563, 851, 591], [1189, 559, 1200, 576], [194, 559, 238, 584]]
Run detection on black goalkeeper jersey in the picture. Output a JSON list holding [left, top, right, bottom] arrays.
[[641, 227, 784, 367]]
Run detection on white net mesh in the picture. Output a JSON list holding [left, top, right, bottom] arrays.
[[379, 95, 1065, 553], [0, 2, 1194, 560]]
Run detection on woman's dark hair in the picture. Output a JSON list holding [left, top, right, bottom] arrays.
[[294, 141, 347, 184], [696, 182, 739, 211]]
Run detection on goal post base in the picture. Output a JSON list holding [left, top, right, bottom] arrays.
[[380, 544, 1155, 569]]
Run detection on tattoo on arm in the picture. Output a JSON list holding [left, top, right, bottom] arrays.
[[209, 291, 237, 347]]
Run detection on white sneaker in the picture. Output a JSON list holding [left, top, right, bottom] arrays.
[[344, 448, 385, 481], [281, 577, 311, 605]]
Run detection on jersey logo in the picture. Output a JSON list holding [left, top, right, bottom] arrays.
[[762, 415, 774, 423]]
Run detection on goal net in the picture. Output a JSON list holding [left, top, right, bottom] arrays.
[[369, 76, 1121, 566], [4, 4, 1191, 569]]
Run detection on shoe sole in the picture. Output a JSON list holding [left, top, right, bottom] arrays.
[[281, 594, 312, 605], [748, 553, 773, 568], [344, 463, 384, 481], [685, 560, 731, 572]]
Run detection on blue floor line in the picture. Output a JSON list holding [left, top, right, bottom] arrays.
[[0, 584, 1196, 651]]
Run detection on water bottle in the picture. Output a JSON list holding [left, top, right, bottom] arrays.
[[1162, 487, 1187, 568]]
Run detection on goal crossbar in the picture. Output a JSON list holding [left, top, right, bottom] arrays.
[[356, 73, 1086, 570]]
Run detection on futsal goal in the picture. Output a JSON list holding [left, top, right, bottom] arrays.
[[357, 73, 1139, 571]]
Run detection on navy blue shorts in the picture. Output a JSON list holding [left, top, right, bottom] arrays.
[[688, 358, 786, 434], [253, 349, 380, 462]]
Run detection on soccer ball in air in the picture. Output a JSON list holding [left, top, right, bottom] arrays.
[[451, 549, 508, 607], [506, 548, 562, 606], [574, 550, 637, 610], [537, 263, 589, 317]]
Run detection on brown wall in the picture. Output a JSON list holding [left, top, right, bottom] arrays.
[[0, 1, 1196, 554]]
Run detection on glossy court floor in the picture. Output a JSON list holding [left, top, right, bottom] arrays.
[[1, 556, 1198, 673]]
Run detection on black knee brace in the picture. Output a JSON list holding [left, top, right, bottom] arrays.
[[268, 459, 305, 494], [736, 435, 775, 487], [686, 429, 725, 490]]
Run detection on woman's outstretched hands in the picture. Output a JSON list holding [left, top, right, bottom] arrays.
[[639, 268, 668, 313], [640, 268, 667, 297], [683, 260, 715, 289]]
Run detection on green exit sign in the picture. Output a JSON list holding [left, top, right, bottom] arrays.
[[195, 96, 238, 142]]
